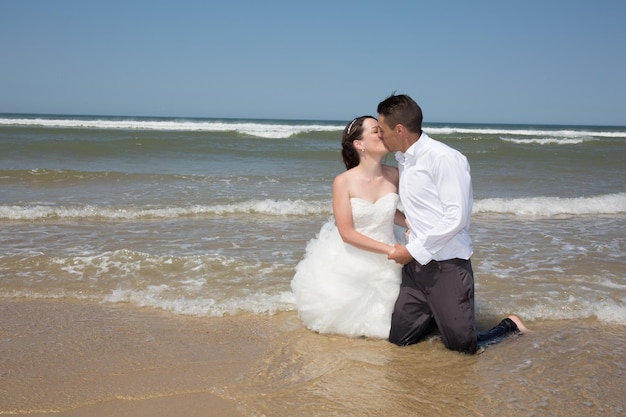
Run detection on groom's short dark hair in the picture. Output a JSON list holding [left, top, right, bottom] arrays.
[[377, 94, 423, 134]]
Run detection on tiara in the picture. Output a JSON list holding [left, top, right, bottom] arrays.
[[346, 118, 357, 135]]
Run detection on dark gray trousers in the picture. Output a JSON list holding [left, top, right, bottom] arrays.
[[389, 258, 477, 354], [388, 258, 520, 354]]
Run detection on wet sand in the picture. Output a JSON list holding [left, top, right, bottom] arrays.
[[1, 299, 624, 416]]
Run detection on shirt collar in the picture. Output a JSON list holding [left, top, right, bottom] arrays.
[[396, 132, 428, 163]]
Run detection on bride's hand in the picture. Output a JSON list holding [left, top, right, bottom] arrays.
[[388, 244, 413, 265]]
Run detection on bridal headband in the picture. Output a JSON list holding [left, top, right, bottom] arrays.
[[346, 118, 358, 135]]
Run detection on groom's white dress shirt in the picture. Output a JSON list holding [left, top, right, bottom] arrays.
[[395, 132, 474, 265]]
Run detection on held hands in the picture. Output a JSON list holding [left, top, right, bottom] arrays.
[[387, 244, 414, 265]]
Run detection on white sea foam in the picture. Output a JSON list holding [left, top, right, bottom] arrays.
[[3, 116, 626, 139], [3, 285, 623, 324], [473, 193, 626, 216], [425, 126, 626, 138], [0, 199, 332, 220], [2, 249, 623, 324], [3, 194, 622, 220], [102, 288, 296, 317], [499, 136, 594, 145], [511, 297, 626, 325], [0, 117, 344, 138]]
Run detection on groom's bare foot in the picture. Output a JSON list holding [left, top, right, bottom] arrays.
[[507, 314, 531, 334]]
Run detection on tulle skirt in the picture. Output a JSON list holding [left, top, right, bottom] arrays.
[[291, 220, 402, 339]]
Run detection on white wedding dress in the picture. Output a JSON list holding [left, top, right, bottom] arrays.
[[291, 193, 403, 339]]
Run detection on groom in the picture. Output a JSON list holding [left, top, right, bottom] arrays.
[[377, 94, 524, 354]]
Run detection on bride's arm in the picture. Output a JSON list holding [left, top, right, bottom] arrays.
[[394, 209, 407, 227], [385, 165, 407, 228], [332, 174, 395, 255]]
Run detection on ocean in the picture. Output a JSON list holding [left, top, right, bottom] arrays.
[[2, 114, 624, 323], [1, 114, 625, 416]]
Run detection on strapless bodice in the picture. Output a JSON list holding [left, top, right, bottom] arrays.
[[350, 193, 399, 245]]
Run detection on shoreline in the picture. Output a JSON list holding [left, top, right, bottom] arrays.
[[1, 299, 624, 416]]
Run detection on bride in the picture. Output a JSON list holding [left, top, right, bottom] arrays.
[[291, 116, 406, 338]]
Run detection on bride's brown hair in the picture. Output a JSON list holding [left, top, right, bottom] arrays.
[[341, 115, 375, 170]]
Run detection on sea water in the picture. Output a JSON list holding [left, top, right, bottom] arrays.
[[1, 114, 624, 324]]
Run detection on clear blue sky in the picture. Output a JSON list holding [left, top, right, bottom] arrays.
[[1, 0, 625, 125]]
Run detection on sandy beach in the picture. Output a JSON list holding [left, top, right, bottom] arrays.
[[1, 299, 624, 417], [1, 300, 260, 416]]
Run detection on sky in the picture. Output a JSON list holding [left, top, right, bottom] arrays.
[[1, 0, 625, 125]]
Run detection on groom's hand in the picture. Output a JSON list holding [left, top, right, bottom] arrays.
[[388, 244, 413, 265]]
